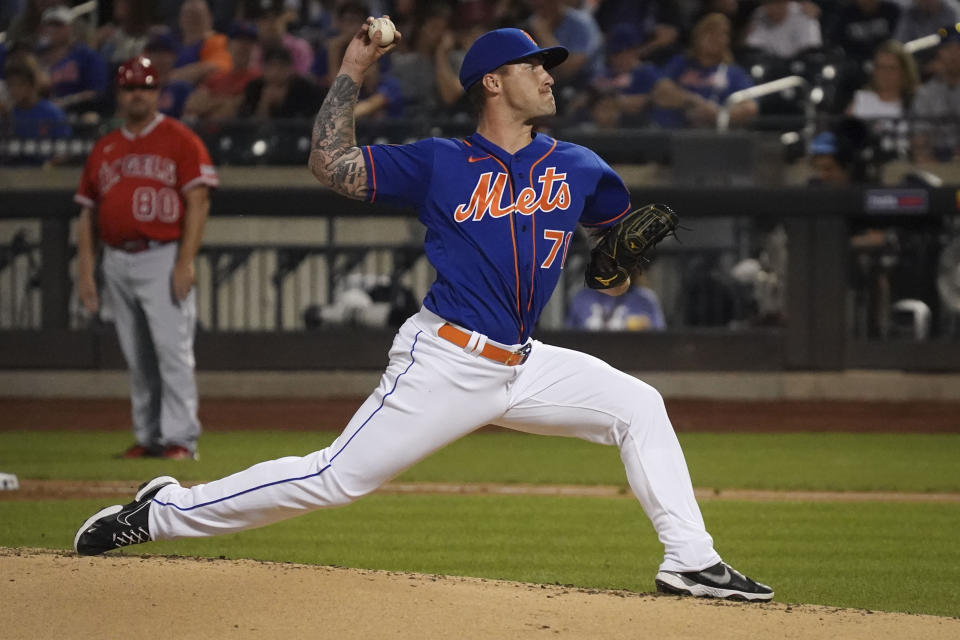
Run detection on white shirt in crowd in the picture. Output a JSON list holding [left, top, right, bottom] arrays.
[[849, 89, 904, 119], [745, 1, 823, 58]]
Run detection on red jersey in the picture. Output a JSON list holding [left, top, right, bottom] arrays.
[[74, 114, 218, 246]]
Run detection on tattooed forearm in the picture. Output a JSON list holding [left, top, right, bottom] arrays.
[[309, 73, 368, 200]]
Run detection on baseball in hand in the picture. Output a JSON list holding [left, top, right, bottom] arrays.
[[369, 17, 395, 46]]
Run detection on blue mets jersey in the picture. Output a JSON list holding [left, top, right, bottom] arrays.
[[48, 44, 108, 102], [361, 132, 631, 344]]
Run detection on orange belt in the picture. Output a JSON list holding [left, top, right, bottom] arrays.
[[437, 323, 532, 366]]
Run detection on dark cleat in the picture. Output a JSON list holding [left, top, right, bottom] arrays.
[[73, 476, 179, 556], [655, 562, 774, 601]]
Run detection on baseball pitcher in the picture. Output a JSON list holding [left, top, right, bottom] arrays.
[[75, 23, 772, 601]]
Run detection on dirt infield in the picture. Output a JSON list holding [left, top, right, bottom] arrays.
[[2, 548, 958, 640], [3, 478, 960, 503], [3, 397, 960, 432]]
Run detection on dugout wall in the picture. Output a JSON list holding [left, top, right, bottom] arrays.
[[2, 184, 959, 372]]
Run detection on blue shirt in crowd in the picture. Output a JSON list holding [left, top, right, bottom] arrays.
[[47, 44, 108, 102], [596, 62, 661, 96], [565, 286, 666, 331], [548, 9, 605, 83], [158, 81, 194, 119], [12, 100, 71, 138], [649, 53, 753, 129]]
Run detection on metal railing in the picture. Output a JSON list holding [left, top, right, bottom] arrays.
[[5, 185, 960, 371], [194, 243, 430, 332], [717, 75, 812, 132], [0, 227, 753, 335], [713, 29, 950, 135], [0, 0, 97, 44], [905, 33, 942, 54], [0, 229, 41, 328]]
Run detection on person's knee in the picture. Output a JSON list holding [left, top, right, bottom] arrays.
[[624, 382, 669, 432], [640, 382, 666, 410], [152, 341, 195, 371], [316, 468, 376, 507], [624, 379, 665, 410], [322, 485, 358, 507]]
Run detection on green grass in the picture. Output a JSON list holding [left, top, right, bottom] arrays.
[[2, 430, 959, 492], [2, 430, 960, 617], [2, 496, 958, 617]]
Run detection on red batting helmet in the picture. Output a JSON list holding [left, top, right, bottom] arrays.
[[116, 56, 160, 89]]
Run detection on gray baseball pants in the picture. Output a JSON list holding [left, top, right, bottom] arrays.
[[102, 242, 200, 452]]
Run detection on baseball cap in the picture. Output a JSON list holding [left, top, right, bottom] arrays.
[[458, 28, 568, 91], [809, 131, 837, 156], [41, 5, 73, 24], [606, 24, 642, 56], [144, 33, 177, 52], [228, 22, 259, 40], [117, 56, 160, 88]]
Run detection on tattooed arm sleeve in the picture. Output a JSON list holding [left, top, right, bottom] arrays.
[[308, 73, 368, 200]]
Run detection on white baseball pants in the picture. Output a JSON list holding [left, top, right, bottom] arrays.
[[150, 307, 721, 571]]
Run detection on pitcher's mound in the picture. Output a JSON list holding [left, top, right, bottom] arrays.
[[1, 548, 957, 640]]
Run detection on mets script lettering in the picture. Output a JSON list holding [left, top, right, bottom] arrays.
[[99, 154, 177, 194], [454, 167, 571, 222]]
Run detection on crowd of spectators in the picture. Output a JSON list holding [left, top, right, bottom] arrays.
[[3, 0, 960, 163]]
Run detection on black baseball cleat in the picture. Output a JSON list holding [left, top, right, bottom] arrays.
[[655, 562, 774, 601], [73, 476, 179, 556]]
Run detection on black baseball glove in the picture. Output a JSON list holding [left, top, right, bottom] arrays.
[[584, 203, 680, 290]]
